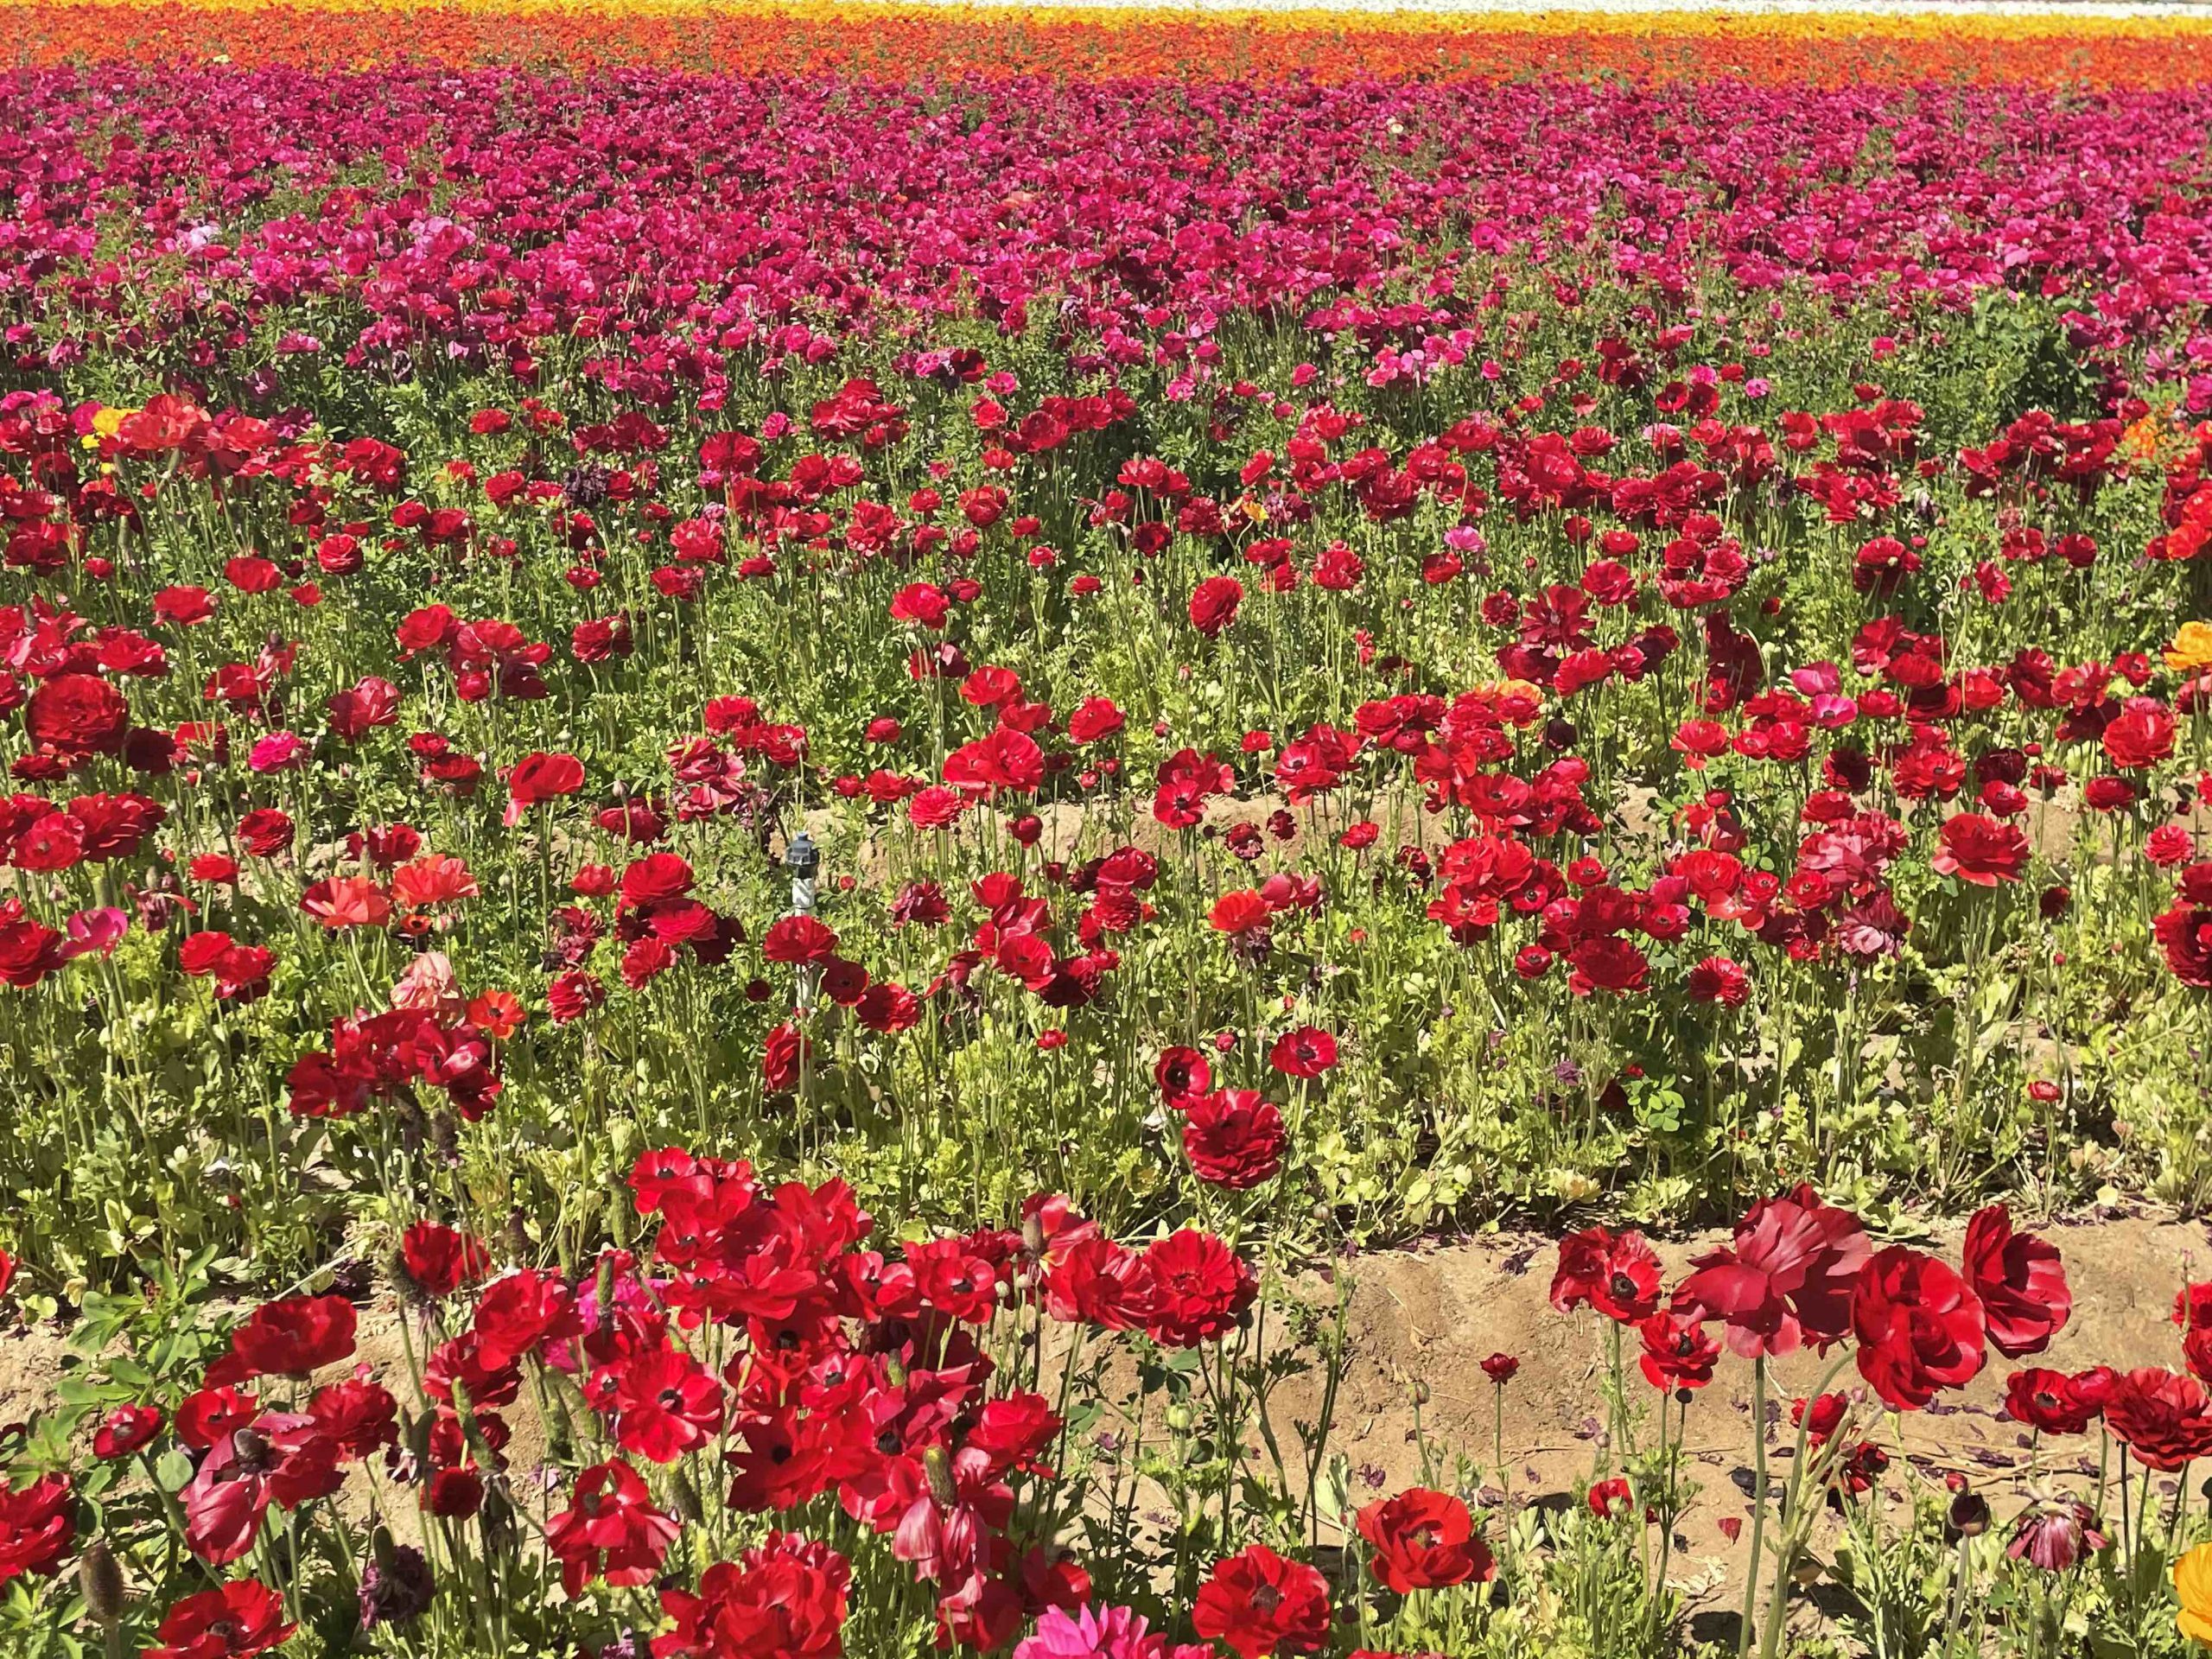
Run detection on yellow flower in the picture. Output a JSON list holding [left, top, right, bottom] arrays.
[[89, 406, 132, 440], [2176, 1541, 2212, 1645], [2166, 621, 2212, 675]]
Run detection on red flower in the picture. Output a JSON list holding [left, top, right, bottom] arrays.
[[1187, 575, 1244, 639], [175, 1387, 260, 1451], [761, 916, 839, 964], [1042, 1236, 1156, 1332], [1356, 1488, 1493, 1592], [2004, 1369, 2097, 1436], [1481, 1352, 1520, 1385], [654, 1532, 850, 1659], [1192, 1544, 1332, 1657], [1066, 697, 1124, 744], [1551, 1225, 1663, 1325], [1686, 955, 1751, 1006], [1852, 1247, 1987, 1411], [1961, 1205, 2070, 1358], [546, 1459, 680, 1598], [92, 1402, 163, 1459], [1268, 1026, 1338, 1079], [0, 1474, 73, 1588], [2102, 697, 2176, 770], [400, 1220, 492, 1299], [1182, 1090, 1287, 1189], [143, 1579, 294, 1659], [762, 1021, 810, 1094], [2107, 1368, 2212, 1471], [1210, 890, 1274, 937], [1932, 813, 2030, 886], [1674, 1185, 1870, 1357], [1154, 1046, 1212, 1105], [1586, 1476, 1636, 1518], [1142, 1230, 1255, 1347], [23, 673, 130, 758], [1637, 1309, 1721, 1391], [944, 728, 1045, 798], [206, 1294, 358, 1385], [503, 750, 585, 825], [471, 1268, 578, 1370], [608, 1347, 724, 1464]]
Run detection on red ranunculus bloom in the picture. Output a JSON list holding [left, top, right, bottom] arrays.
[[143, 1579, 294, 1659], [1551, 1224, 1663, 1325], [1154, 1045, 1212, 1105], [400, 1220, 492, 1299], [1142, 1230, 1256, 1348], [503, 750, 586, 825], [2107, 1368, 2212, 1471], [2004, 1369, 2097, 1436], [655, 1532, 850, 1659], [2102, 697, 2176, 770], [23, 672, 130, 758], [1356, 1488, 1494, 1592], [1637, 1309, 1721, 1391], [92, 1402, 163, 1459], [1182, 1090, 1287, 1190], [1852, 1247, 1987, 1411], [1268, 1026, 1338, 1079], [546, 1459, 681, 1598], [206, 1294, 359, 1384], [1961, 1205, 2070, 1358], [0, 1474, 74, 1587], [607, 1347, 724, 1464], [1192, 1544, 1332, 1657], [1932, 812, 2030, 886], [471, 1268, 578, 1370], [1187, 575, 1244, 639], [1674, 1185, 1870, 1357]]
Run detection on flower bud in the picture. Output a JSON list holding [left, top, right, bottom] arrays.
[[922, 1443, 958, 1507], [1949, 1491, 1991, 1538], [79, 1539, 124, 1630]]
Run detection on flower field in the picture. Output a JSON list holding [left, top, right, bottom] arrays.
[[8, 1, 2212, 1654]]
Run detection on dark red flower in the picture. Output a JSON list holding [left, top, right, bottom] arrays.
[[207, 1294, 358, 1385], [1637, 1309, 1721, 1391], [1961, 1205, 2070, 1357], [1268, 1026, 1338, 1079], [92, 1403, 163, 1459], [655, 1532, 850, 1659], [400, 1220, 492, 1299], [471, 1268, 578, 1370], [1853, 1247, 1986, 1410], [2004, 1369, 2096, 1436], [1182, 1090, 1287, 1190], [23, 673, 130, 758], [1356, 1487, 1493, 1592], [0, 1474, 73, 1587], [2107, 1368, 2212, 1471], [1674, 1185, 1870, 1357], [1187, 575, 1244, 639], [1154, 1046, 1212, 1105], [1932, 813, 2030, 886]]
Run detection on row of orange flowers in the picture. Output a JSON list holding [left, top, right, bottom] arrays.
[[6, 0, 2212, 85]]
